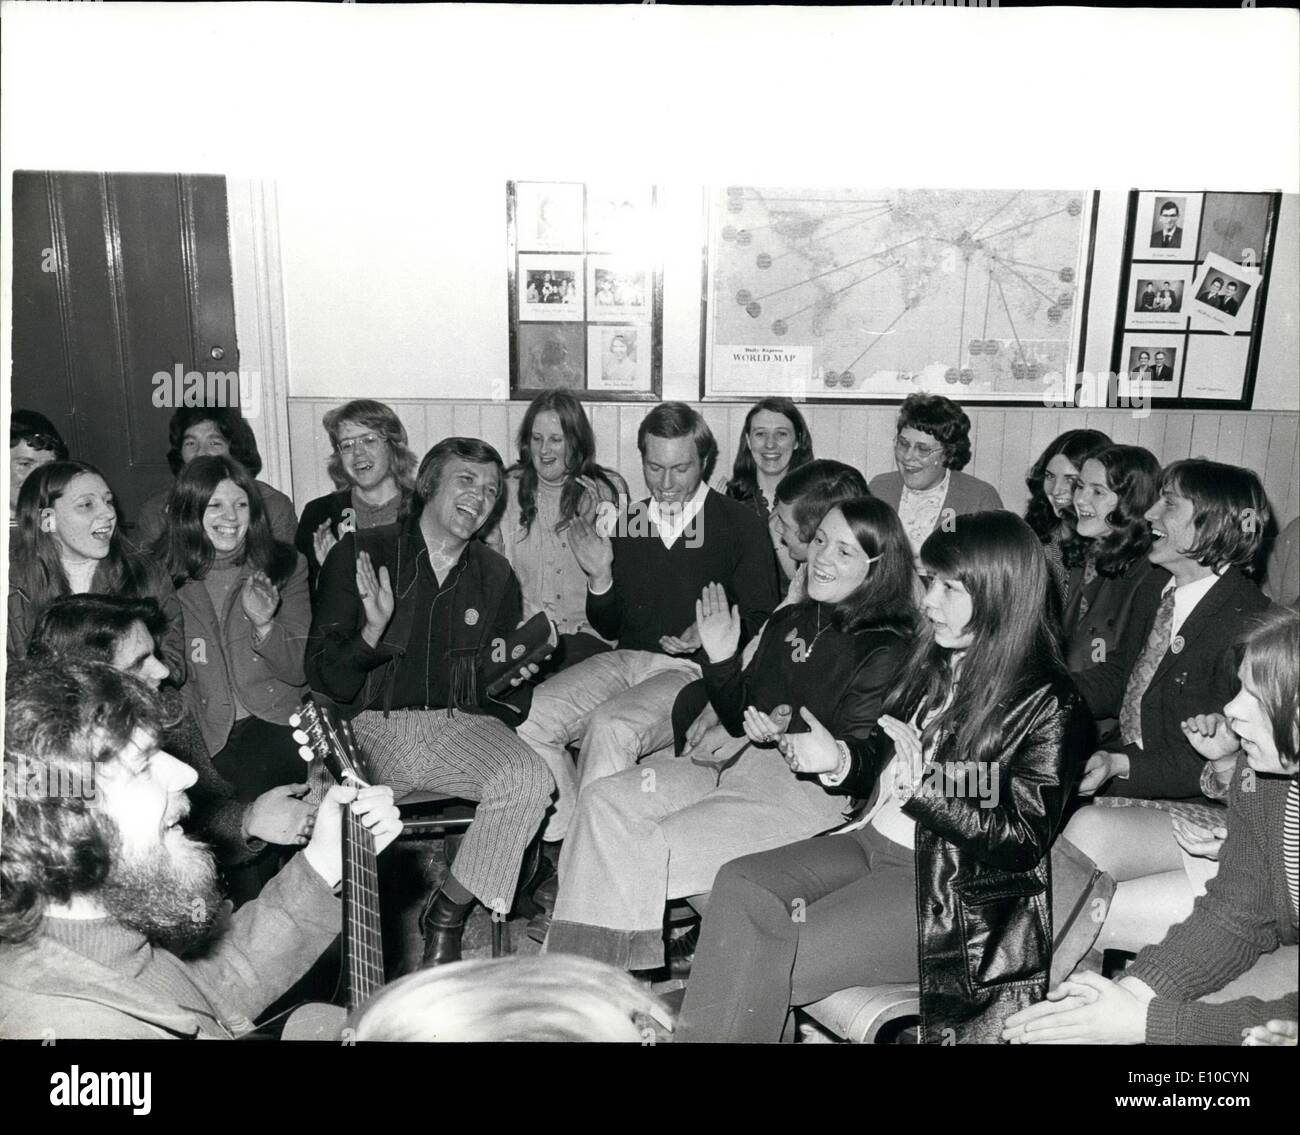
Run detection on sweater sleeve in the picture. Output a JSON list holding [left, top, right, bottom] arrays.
[[902, 687, 1090, 872], [1125, 776, 1289, 1039], [306, 534, 396, 704], [585, 540, 625, 642], [699, 617, 778, 737]]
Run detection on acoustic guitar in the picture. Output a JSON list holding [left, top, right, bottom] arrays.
[[274, 696, 387, 1041]]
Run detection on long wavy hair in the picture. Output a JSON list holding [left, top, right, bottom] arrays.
[[152, 455, 296, 587], [885, 511, 1066, 768], [507, 391, 620, 537], [322, 399, 418, 493], [1025, 429, 1111, 542], [10, 460, 155, 615], [1, 659, 178, 944], [814, 497, 918, 636], [726, 398, 814, 503], [164, 407, 263, 477], [1079, 445, 1161, 576]]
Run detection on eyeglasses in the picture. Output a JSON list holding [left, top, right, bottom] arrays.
[[337, 433, 383, 455], [894, 435, 944, 460]]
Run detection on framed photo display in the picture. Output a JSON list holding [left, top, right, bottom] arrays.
[[1111, 190, 1281, 408], [508, 181, 662, 401], [701, 185, 1100, 404]]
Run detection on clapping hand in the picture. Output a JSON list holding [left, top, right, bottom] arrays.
[[356, 550, 395, 647], [241, 571, 281, 629], [879, 715, 925, 799], [568, 516, 614, 586], [777, 706, 840, 775], [694, 582, 741, 662], [313, 519, 339, 568]]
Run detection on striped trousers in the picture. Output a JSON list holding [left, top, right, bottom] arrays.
[[350, 709, 554, 913]]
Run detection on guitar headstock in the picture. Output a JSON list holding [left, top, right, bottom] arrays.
[[290, 696, 373, 789]]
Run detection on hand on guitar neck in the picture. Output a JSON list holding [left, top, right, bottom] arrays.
[[302, 781, 403, 890]]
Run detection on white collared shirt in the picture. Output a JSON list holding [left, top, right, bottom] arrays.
[[897, 469, 951, 554], [648, 480, 709, 550], [1163, 568, 1224, 640]]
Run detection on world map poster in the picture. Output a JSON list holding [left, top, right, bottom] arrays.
[[705, 187, 1097, 402]]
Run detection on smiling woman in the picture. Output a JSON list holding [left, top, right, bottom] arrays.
[[7, 460, 186, 682]]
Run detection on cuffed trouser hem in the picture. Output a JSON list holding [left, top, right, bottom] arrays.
[[545, 920, 664, 972]]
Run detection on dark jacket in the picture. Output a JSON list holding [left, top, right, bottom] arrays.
[[835, 674, 1091, 1042], [1126, 770, 1298, 1044], [1072, 566, 1274, 800], [305, 520, 532, 727], [296, 488, 354, 594]]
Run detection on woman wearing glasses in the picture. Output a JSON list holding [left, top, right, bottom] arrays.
[[868, 394, 1003, 555], [294, 400, 418, 592]]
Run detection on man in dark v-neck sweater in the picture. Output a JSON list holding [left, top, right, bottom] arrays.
[[518, 403, 777, 849]]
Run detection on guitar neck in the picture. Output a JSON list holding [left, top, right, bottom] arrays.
[[342, 804, 385, 1010]]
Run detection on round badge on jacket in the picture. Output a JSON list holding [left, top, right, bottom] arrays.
[[464, 608, 480, 626], [1170, 635, 1185, 654]]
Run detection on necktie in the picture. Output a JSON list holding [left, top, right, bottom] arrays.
[[1118, 587, 1176, 748]]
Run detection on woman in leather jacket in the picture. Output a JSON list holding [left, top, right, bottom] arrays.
[[676, 511, 1091, 1043]]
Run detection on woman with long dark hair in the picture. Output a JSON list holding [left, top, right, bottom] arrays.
[[1024, 428, 1111, 604], [676, 511, 1091, 1043], [544, 497, 916, 972], [1006, 606, 1298, 1046], [153, 455, 313, 805], [491, 389, 627, 673], [720, 398, 814, 521], [8, 460, 184, 679]]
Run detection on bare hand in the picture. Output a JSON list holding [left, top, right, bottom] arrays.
[[1078, 750, 1126, 796], [356, 551, 395, 645], [1180, 713, 1240, 762], [778, 706, 839, 774], [660, 624, 703, 656], [694, 582, 741, 662], [1242, 1019, 1298, 1046], [1002, 971, 1147, 1045], [1170, 813, 1227, 860], [684, 703, 720, 752], [313, 519, 339, 567], [240, 571, 281, 629], [244, 783, 316, 846], [568, 516, 614, 583], [508, 661, 542, 688], [302, 783, 403, 889], [878, 715, 925, 798]]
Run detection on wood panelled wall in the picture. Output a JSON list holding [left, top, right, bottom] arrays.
[[286, 400, 1300, 530]]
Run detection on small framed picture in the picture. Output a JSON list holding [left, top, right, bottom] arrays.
[[1127, 263, 1194, 329], [587, 186, 653, 254], [519, 254, 585, 321], [1189, 252, 1259, 332], [1179, 334, 1251, 402], [517, 324, 586, 391], [1118, 332, 1185, 401], [1138, 191, 1202, 260], [515, 182, 585, 252], [1196, 191, 1272, 269], [586, 324, 652, 392], [587, 256, 650, 321]]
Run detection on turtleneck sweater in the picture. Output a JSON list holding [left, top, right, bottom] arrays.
[[201, 545, 251, 720]]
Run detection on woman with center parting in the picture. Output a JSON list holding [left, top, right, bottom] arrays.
[[294, 399, 418, 593], [1023, 428, 1111, 607], [676, 511, 1092, 1044], [543, 497, 915, 974], [1005, 606, 1298, 1047], [868, 393, 1003, 558], [152, 455, 317, 819], [134, 407, 298, 550], [487, 389, 628, 677], [8, 460, 185, 683]]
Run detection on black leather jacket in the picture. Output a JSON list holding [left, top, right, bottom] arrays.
[[837, 673, 1091, 1042]]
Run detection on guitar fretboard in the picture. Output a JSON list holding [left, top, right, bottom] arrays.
[[343, 802, 385, 1008]]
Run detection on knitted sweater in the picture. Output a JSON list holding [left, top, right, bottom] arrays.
[[1126, 771, 1298, 1045]]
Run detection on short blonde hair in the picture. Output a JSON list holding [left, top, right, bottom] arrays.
[[351, 955, 673, 1043]]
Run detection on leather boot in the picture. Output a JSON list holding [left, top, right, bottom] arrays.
[[419, 888, 475, 968]]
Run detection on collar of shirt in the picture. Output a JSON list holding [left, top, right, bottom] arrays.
[[900, 468, 950, 506], [1162, 567, 1225, 639], [647, 481, 709, 550]]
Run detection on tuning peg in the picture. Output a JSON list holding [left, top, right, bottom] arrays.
[[292, 729, 310, 745], [298, 745, 314, 763], [289, 713, 301, 728]]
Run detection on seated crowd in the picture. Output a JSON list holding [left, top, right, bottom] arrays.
[[2, 392, 1297, 1044]]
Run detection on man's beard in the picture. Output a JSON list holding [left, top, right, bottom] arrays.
[[97, 819, 224, 956]]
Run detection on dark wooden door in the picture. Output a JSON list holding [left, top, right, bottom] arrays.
[[10, 172, 239, 526]]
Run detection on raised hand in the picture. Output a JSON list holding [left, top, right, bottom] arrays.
[[694, 582, 741, 662], [244, 783, 316, 846], [1180, 713, 1240, 762], [356, 550, 395, 646], [568, 515, 614, 586], [241, 571, 281, 629], [778, 706, 839, 775], [313, 518, 339, 567], [879, 715, 925, 798]]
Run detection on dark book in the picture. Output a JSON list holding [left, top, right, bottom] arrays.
[[482, 612, 559, 697]]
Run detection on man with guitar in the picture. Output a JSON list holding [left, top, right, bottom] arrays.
[[307, 437, 554, 968], [0, 658, 403, 1039]]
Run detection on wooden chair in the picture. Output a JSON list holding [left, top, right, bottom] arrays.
[[397, 790, 509, 959]]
